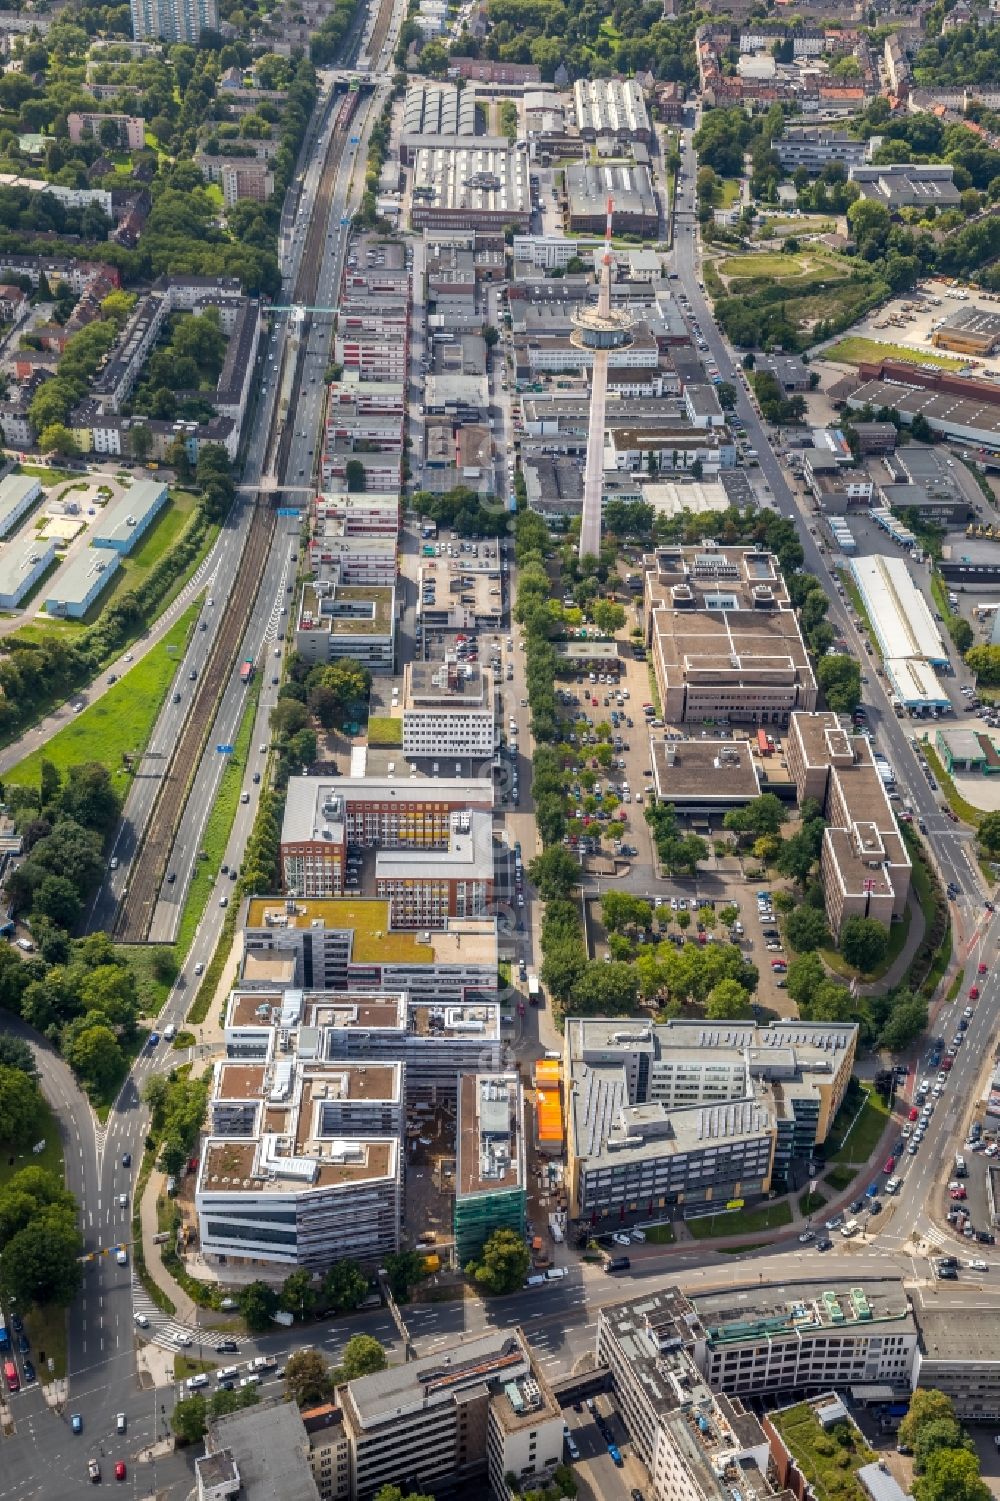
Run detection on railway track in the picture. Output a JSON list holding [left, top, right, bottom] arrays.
[[114, 506, 275, 942], [113, 6, 392, 942]]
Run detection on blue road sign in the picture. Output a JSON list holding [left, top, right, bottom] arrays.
[[276, 507, 301, 517], [217, 744, 235, 754]]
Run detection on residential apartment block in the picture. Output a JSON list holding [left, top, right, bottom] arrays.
[[223, 986, 501, 1103], [787, 712, 911, 938], [776, 129, 866, 172], [563, 1018, 856, 1224], [402, 656, 496, 759], [454, 1072, 527, 1262], [130, 0, 218, 39], [240, 897, 498, 1008], [644, 544, 818, 727]]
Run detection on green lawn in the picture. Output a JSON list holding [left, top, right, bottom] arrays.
[[24, 1300, 67, 1383], [819, 903, 911, 982], [687, 1199, 792, 1239], [799, 1189, 827, 1217], [175, 1354, 218, 1380], [822, 335, 965, 371], [720, 250, 847, 284], [368, 715, 401, 746], [6, 603, 199, 789], [772, 1401, 876, 1501], [0, 1095, 64, 1190], [828, 1091, 889, 1165], [116, 944, 179, 1018], [641, 1223, 676, 1245], [175, 679, 260, 958], [922, 743, 983, 828], [717, 177, 741, 208], [825, 1164, 855, 1192]]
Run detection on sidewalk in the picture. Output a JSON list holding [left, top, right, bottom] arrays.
[[858, 889, 925, 996], [139, 1164, 200, 1327]]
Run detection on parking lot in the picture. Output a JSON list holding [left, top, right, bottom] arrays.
[[563, 1396, 648, 1501]]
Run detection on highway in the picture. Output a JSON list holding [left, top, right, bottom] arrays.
[[0, 7, 401, 1497]]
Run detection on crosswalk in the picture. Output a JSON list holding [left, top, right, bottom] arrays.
[[131, 1276, 243, 1353]]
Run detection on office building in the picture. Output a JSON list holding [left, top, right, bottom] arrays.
[[337, 1328, 563, 1501], [644, 544, 817, 727], [403, 656, 496, 759], [788, 712, 911, 939], [199, 1400, 319, 1501], [130, 0, 218, 42], [241, 896, 498, 1008], [454, 1072, 527, 1262], [776, 130, 866, 173], [279, 774, 493, 897], [914, 1309, 1000, 1420], [375, 810, 494, 928], [597, 1291, 793, 1501], [0, 538, 56, 609], [91, 480, 168, 555], [689, 1279, 918, 1397], [295, 581, 396, 671], [0, 474, 41, 538], [224, 986, 501, 1103], [563, 1017, 856, 1223], [45, 546, 119, 618]]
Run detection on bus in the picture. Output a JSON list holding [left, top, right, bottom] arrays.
[[4, 1359, 18, 1393], [239, 659, 255, 685], [527, 975, 541, 1006]]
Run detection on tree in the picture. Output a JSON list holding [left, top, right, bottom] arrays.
[[786, 951, 826, 1009], [899, 1390, 958, 1453], [978, 809, 1000, 857], [382, 1250, 429, 1303], [706, 978, 753, 1020], [785, 906, 830, 953], [0, 1065, 41, 1147], [0, 1209, 83, 1306], [32, 873, 82, 930], [321, 1257, 368, 1313], [601, 892, 653, 934], [592, 600, 625, 636], [239, 1279, 278, 1332], [130, 423, 153, 463], [817, 654, 861, 714], [65, 1023, 123, 1094], [374, 1488, 435, 1501], [284, 1348, 332, 1407], [723, 793, 787, 842], [914, 1418, 972, 1475], [281, 1268, 316, 1320], [965, 645, 1000, 685], [171, 1394, 208, 1445], [572, 960, 639, 1016], [345, 459, 367, 492], [527, 845, 579, 901], [339, 1334, 388, 1380], [38, 422, 79, 457], [0, 1035, 37, 1078], [913, 1448, 991, 1501], [839, 915, 889, 974], [466, 1227, 530, 1295]]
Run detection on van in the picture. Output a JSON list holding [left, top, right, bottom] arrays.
[[163, 1024, 176, 1042], [840, 1219, 860, 1237], [545, 1266, 568, 1280], [523, 1273, 546, 1288], [954, 1154, 967, 1177], [885, 1176, 902, 1195], [217, 1365, 240, 1384], [186, 1373, 209, 1391]]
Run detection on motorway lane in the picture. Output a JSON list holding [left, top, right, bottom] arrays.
[[671, 114, 981, 955]]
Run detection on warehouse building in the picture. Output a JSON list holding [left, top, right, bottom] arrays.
[[45, 546, 119, 617], [223, 986, 501, 1103], [240, 896, 498, 1008], [401, 81, 479, 163], [0, 537, 56, 608], [0, 474, 42, 538], [847, 378, 1000, 451], [788, 711, 911, 938], [410, 145, 531, 231], [848, 162, 960, 210], [849, 553, 950, 707], [566, 163, 659, 236], [454, 1071, 526, 1262], [573, 78, 651, 142], [91, 479, 168, 555], [563, 1017, 856, 1223], [644, 544, 817, 727], [932, 304, 1000, 357]]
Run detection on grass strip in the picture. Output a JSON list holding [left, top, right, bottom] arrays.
[[922, 743, 982, 828], [686, 1200, 792, 1239]]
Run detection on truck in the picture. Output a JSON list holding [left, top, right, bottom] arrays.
[[527, 975, 541, 1006], [239, 659, 255, 684], [548, 1214, 564, 1244]]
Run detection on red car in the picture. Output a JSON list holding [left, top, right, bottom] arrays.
[[883, 1155, 896, 1174], [950, 1188, 967, 1201], [115, 1464, 126, 1482], [942, 1057, 953, 1071], [908, 1107, 920, 1122], [969, 986, 980, 1000], [979, 963, 988, 975]]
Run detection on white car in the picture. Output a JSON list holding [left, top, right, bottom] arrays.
[[968, 1259, 989, 1272], [134, 1313, 149, 1329], [612, 1232, 631, 1246]]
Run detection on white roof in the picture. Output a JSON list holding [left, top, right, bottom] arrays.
[[850, 554, 947, 665]]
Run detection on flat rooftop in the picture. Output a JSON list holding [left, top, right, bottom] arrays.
[[457, 1072, 523, 1199], [916, 1306, 1000, 1364], [693, 1277, 914, 1344], [244, 897, 497, 967], [341, 1330, 545, 1428], [200, 1134, 396, 1195], [375, 810, 493, 881], [652, 738, 762, 801], [405, 657, 491, 708], [281, 773, 493, 843], [650, 605, 813, 684]]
